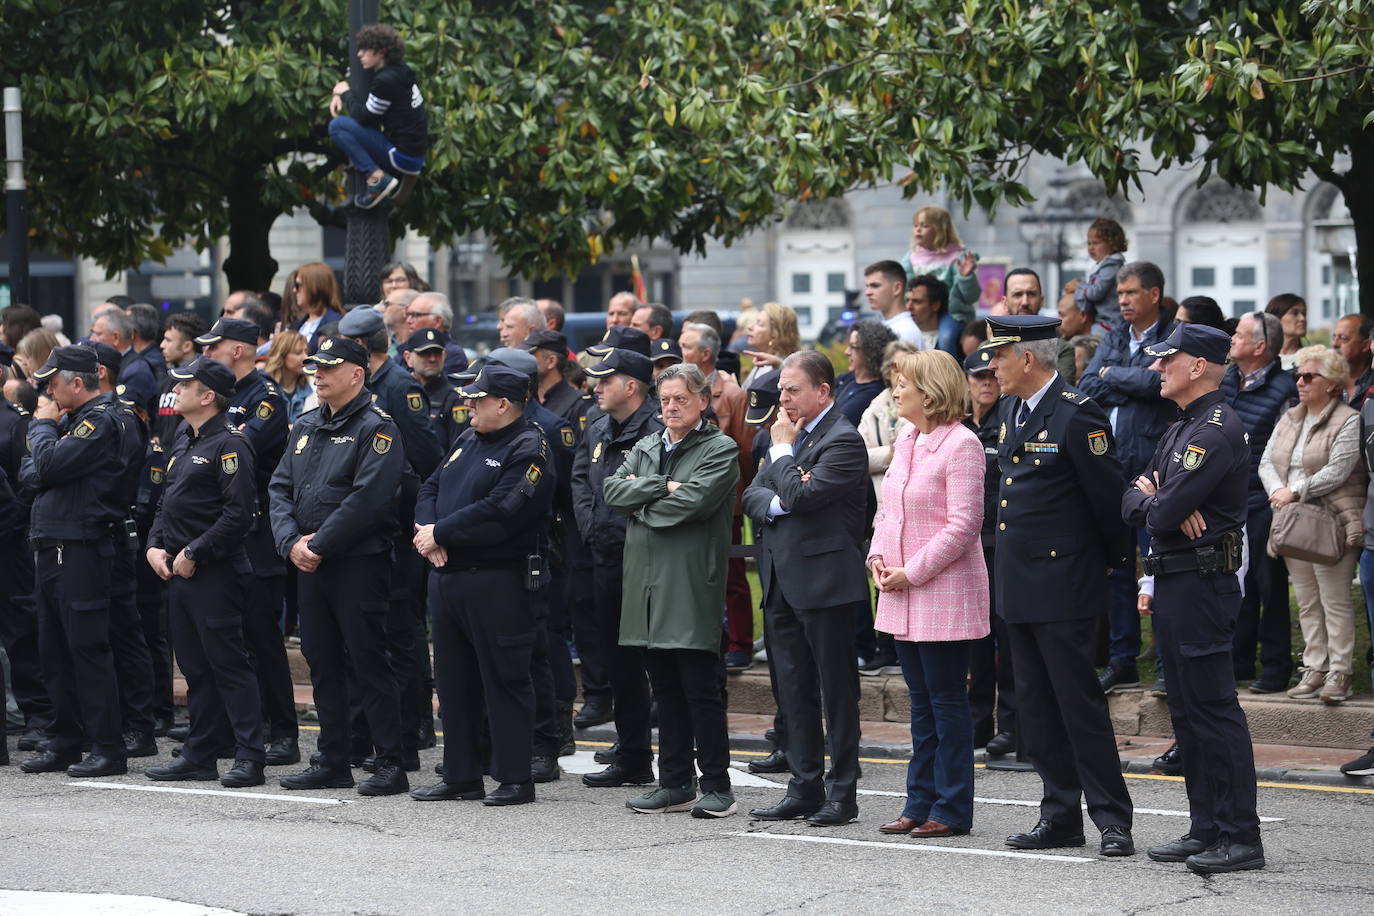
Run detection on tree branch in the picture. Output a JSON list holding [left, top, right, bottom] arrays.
[[1280, 65, 1370, 84]]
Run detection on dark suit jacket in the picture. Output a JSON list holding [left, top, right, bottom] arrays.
[[741, 404, 869, 611], [993, 375, 1130, 624]]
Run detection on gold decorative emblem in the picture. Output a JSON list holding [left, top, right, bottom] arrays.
[[750, 391, 759, 406], [372, 432, 393, 454], [295, 434, 309, 454], [445, 446, 463, 466], [321, 339, 334, 350], [256, 401, 274, 420], [1038, 429, 1048, 440], [592, 441, 603, 462], [221, 452, 239, 475], [1087, 430, 1108, 456], [1183, 444, 1206, 470], [998, 422, 1006, 444]]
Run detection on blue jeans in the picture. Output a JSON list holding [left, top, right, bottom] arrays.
[[1359, 549, 1374, 738], [329, 116, 395, 176], [1105, 527, 1151, 665], [893, 638, 974, 829]]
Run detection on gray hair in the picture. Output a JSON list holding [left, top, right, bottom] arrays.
[[94, 307, 133, 342], [1118, 260, 1165, 294], [655, 362, 710, 398], [1246, 311, 1283, 357], [389, 289, 420, 307], [127, 303, 162, 343], [497, 296, 538, 317], [58, 369, 100, 391], [40, 314, 64, 335], [683, 322, 720, 362], [413, 292, 453, 330], [503, 301, 543, 329], [1012, 338, 1060, 372]]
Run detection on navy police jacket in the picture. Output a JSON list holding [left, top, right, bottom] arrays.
[[148, 418, 257, 563], [21, 395, 129, 540]]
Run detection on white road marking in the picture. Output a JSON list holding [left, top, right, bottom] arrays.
[[736, 832, 1096, 863], [0, 889, 245, 915], [558, 751, 784, 789], [66, 781, 348, 805]]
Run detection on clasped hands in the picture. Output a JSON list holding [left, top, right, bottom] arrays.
[[869, 558, 909, 593], [1132, 471, 1206, 540]]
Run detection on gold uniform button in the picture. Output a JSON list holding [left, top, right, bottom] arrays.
[[999, 523, 1006, 531], [1034, 458, 1041, 466], [1012, 456, 1020, 463], [1005, 477, 1012, 485], [1000, 499, 1008, 507], [1050, 550, 1058, 557]]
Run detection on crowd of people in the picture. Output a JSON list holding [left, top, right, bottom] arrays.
[[2, 206, 1373, 873]]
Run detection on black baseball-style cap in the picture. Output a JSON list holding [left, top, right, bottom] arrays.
[[1144, 324, 1231, 364], [458, 365, 531, 402], [585, 349, 653, 385], [304, 336, 370, 369], [169, 356, 238, 398], [587, 326, 650, 357], [963, 349, 996, 374], [520, 329, 568, 355], [195, 318, 260, 347], [32, 345, 100, 380], [744, 369, 782, 425], [405, 328, 449, 353], [650, 338, 683, 364], [80, 340, 123, 376]]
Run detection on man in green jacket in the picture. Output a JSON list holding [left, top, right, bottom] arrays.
[[604, 363, 741, 818]]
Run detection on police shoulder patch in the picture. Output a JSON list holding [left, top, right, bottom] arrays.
[[451, 405, 469, 424], [221, 451, 239, 475], [1183, 444, 1206, 470], [256, 401, 274, 420], [406, 391, 424, 412], [72, 419, 96, 439], [372, 432, 393, 454], [579, 415, 588, 430], [149, 466, 164, 485], [525, 464, 543, 486], [1087, 429, 1108, 456], [560, 427, 575, 448]]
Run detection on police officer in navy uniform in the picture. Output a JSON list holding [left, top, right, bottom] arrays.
[[402, 327, 455, 431], [341, 307, 441, 770], [980, 315, 1136, 857], [18, 346, 130, 777], [410, 365, 556, 805], [573, 349, 662, 783], [522, 329, 595, 433], [83, 341, 160, 758], [268, 337, 409, 796], [144, 357, 267, 788], [0, 373, 53, 751], [197, 317, 299, 766], [1123, 324, 1262, 873]]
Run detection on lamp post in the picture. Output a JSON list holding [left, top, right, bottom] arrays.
[[341, 0, 389, 307], [4, 87, 29, 306]]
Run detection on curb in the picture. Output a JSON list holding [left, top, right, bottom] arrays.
[[572, 723, 1373, 790]]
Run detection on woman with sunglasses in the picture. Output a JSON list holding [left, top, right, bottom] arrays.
[[289, 263, 344, 354]]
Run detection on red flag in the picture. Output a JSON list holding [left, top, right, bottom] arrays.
[[630, 254, 647, 304]]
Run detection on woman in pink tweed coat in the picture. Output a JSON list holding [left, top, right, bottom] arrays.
[[867, 348, 990, 839]]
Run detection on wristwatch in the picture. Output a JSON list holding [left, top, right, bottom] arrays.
[[181, 546, 197, 562]]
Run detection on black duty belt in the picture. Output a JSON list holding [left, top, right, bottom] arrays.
[[1142, 529, 1243, 578]]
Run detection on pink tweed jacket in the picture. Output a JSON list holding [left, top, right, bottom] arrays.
[[869, 421, 990, 642]]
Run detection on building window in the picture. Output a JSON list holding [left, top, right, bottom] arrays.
[[793, 305, 813, 325], [1191, 267, 1215, 287], [1232, 299, 1256, 316], [1323, 298, 1333, 318], [826, 272, 846, 293], [1322, 265, 1332, 285], [792, 273, 811, 294], [1232, 266, 1256, 287]]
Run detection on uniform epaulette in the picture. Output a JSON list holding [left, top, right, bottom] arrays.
[[262, 378, 279, 394], [90, 402, 109, 411], [1207, 406, 1225, 427], [1059, 389, 1088, 405], [372, 405, 392, 420], [6, 401, 28, 417]]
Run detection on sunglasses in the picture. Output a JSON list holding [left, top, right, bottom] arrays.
[[292, 281, 303, 290], [1295, 372, 1324, 383]]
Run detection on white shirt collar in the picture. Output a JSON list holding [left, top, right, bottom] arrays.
[[1022, 373, 1060, 417]]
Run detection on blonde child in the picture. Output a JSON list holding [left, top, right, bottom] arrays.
[[903, 206, 981, 323]]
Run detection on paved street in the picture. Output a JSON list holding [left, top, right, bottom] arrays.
[[3, 728, 1372, 915]]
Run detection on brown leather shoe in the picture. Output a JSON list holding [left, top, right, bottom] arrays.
[[910, 819, 970, 838], [878, 815, 921, 835]]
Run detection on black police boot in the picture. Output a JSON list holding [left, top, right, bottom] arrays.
[[1186, 836, 1265, 874], [594, 742, 620, 765], [146, 756, 219, 782], [747, 749, 789, 774], [531, 755, 561, 783], [1098, 661, 1141, 694], [985, 732, 1016, 757], [1153, 742, 1183, 776], [581, 763, 654, 788], [280, 764, 355, 791], [416, 721, 437, 750], [124, 730, 158, 758], [220, 759, 266, 788], [556, 701, 576, 756], [358, 761, 409, 797], [1148, 834, 1210, 863], [21, 748, 82, 773], [17, 729, 46, 752], [166, 723, 191, 742], [68, 754, 128, 778], [360, 753, 380, 774], [152, 714, 174, 738], [573, 697, 612, 728], [483, 781, 535, 806], [410, 780, 485, 801], [265, 736, 301, 767]]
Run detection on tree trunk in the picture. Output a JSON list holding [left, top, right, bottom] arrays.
[[1344, 132, 1374, 318], [221, 164, 281, 295]]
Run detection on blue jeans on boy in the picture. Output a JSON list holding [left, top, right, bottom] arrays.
[[329, 116, 396, 176], [893, 638, 974, 829]]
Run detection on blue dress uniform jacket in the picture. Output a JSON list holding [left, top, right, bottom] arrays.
[[416, 416, 555, 568], [22, 397, 129, 540], [571, 397, 664, 558], [147, 420, 257, 562], [993, 376, 1131, 624], [368, 358, 441, 480], [268, 389, 405, 561], [1122, 389, 1249, 555]]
